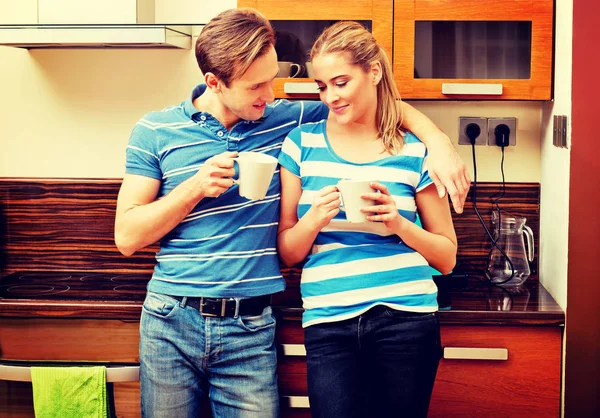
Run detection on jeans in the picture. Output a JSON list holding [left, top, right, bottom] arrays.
[[304, 305, 442, 418], [139, 291, 279, 418]]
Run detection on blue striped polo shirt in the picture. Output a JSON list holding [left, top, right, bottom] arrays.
[[125, 84, 328, 298], [278, 120, 438, 327]]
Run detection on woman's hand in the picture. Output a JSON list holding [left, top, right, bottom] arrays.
[[306, 186, 341, 231], [362, 182, 406, 234]]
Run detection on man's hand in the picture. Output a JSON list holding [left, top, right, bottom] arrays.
[[187, 151, 238, 199], [427, 138, 471, 214]]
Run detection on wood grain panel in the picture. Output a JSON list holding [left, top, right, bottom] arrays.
[[0, 179, 540, 309], [429, 325, 562, 417], [0, 318, 140, 362]]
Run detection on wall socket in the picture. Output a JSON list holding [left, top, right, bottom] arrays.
[[488, 117, 517, 146], [458, 117, 488, 145]]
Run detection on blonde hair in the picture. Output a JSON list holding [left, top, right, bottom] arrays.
[[311, 21, 404, 153], [195, 8, 275, 87]]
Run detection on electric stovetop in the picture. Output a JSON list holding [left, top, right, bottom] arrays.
[[0, 272, 151, 302]]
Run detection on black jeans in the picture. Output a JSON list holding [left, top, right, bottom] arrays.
[[304, 306, 442, 418]]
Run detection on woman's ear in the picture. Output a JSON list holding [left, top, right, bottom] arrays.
[[204, 72, 222, 93], [370, 61, 383, 85]]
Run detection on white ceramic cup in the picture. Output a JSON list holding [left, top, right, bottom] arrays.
[[306, 61, 315, 78], [277, 61, 302, 78], [336, 180, 376, 223], [233, 152, 278, 200]]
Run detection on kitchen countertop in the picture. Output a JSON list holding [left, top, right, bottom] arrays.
[[0, 272, 564, 325]]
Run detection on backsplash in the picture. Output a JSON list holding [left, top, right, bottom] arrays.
[[0, 178, 540, 306]]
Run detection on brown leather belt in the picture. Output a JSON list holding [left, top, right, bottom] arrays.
[[173, 295, 271, 318]]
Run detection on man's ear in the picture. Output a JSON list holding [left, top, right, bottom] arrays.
[[370, 61, 383, 86], [204, 72, 223, 92]]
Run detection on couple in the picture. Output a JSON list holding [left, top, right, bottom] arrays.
[[115, 8, 461, 418]]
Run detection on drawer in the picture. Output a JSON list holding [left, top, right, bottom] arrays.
[[429, 325, 562, 417]]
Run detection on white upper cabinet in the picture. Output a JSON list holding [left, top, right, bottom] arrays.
[[38, 0, 154, 24], [0, 0, 38, 24], [155, 0, 237, 24]]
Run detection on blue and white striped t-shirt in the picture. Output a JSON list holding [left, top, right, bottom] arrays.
[[278, 120, 438, 327], [125, 84, 328, 298]]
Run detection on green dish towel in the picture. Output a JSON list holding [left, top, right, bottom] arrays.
[[31, 366, 108, 418]]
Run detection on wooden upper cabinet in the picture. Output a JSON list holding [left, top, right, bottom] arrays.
[[394, 0, 554, 100], [238, 0, 393, 99]]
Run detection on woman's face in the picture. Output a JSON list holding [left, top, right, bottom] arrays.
[[312, 52, 380, 126]]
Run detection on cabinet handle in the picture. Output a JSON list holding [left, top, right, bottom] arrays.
[[282, 395, 310, 408], [283, 82, 319, 94], [444, 347, 508, 361], [442, 83, 503, 95], [0, 364, 140, 382], [280, 344, 306, 356]]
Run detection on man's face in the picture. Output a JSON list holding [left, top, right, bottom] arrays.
[[219, 45, 279, 122]]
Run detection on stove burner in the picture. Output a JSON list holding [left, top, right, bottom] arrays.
[[79, 274, 151, 283], [0, 284, 71, 297], [18, 273, 73, 282], [113, 284, 147, 296]]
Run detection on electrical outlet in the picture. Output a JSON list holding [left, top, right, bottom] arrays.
[[488, 117, 517, 146], [458, 117, 488, 145]]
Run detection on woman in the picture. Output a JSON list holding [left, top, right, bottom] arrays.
[[277, 21, 457, 418]]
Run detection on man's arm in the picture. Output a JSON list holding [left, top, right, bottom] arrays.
[[114, 152, 237, 256], [400, 101, 470, 213]]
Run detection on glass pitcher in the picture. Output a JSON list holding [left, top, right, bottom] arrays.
[[486, 211, 535, 286]]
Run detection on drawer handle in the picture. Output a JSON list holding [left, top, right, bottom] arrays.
[[0, 364, 140, 382], [444, 347, 508, 361], [442, 83, 503, 95], [282, 395, 310, 409], [280, 344, 306, 356], [283, 82, 319, 94]]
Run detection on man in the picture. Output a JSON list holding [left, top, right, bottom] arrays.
[[115, 8, 469, 418]]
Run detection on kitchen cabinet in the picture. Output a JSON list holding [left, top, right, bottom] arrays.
[[239, 0, 553, 100], [237, 0, 393, 99], [0, 0, 37, 24], [273, 313, 562, 418], [394, 0, 553, 100]]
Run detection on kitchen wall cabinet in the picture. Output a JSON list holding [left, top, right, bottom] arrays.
[[395, 0, 553, 100], [237, 0, 393, 99], [239, 0, 553, 100], [0, 0, 37, 24]]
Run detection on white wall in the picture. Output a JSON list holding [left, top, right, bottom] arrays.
[[0, 42, 543, 180], [539, 0, 572, 310]]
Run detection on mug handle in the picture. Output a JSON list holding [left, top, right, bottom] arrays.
[[232, 158, 240, 185], [290, 63, 302, 78]]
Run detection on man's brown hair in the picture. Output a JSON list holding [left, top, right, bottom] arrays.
[[195, 8, 276, 87]]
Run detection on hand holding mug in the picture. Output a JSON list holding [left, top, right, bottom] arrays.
[[306, 186, 340, 230], [361, 182, 405, 232], [190, 151, 238, 198]]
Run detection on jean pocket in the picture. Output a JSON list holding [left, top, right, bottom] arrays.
[[238, 306, 276, 332], [142, 291, 179, 319]]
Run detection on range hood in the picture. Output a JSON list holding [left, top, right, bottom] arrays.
[[0, 24, 193, 49]]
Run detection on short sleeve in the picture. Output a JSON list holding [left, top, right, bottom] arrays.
[[278, 126, 303, 177], [416, 147, 433, 192], [125, 121, 161, 180]]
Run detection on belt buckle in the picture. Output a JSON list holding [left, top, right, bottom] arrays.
[[199, 297, 227, 317]]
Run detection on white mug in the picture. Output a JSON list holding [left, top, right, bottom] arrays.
[[233, 152, 278, 200], [277, 61, 302, 78], [336, 180, 376, 223]]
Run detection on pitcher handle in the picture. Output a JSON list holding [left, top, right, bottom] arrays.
[[523, 225, 535, 262]]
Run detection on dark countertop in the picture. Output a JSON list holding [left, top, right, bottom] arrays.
[[0, 272, 564, 325]]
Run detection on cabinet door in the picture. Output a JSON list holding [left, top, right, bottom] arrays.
[[238, 0, 393, 99], [429, 325, 562, 417], [0, 0, 37, 24], [395, 0, 553, 100]]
